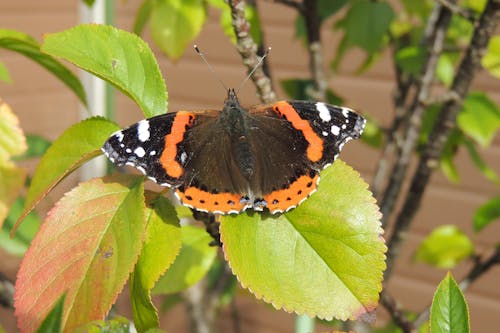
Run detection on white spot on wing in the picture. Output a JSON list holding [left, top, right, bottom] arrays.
[[331, 125, 340, 136], [114, 131, 124, 142], [342, 108, 351, 118], [180, 152, 188, 164], [150, 150, 156, 156], [126, 148, 132, 153], [137, 120, 150, 142], [322, 131, 328, 137], [134, 147, 146, 157], [316, 102, 331, 122]]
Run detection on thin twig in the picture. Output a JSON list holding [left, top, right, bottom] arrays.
[[436, 0, 477, 21], [379, 2, 453, 228], [384, 0, 500, 280], [372, 1, 444, 199], [371, 36, 413, 199], [422, 91, 461, 106], [380, 291, 417, 333], [302, 0, 327, 101], [413, 247, 500, 327], [228, 0, 277, 103]]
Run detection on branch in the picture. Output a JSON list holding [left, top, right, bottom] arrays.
[[373, 2, 446, 199], [384, 0, 500, 279], [302, 0, 327, 101], [436, 0, 477, 21], [0, 272, 14, 309], [228, 0, 277, 103], [192, 210, 222, 247], [379, 2, 453, 228], [380, 291, 417, 333], [414, 247, 500, 327]]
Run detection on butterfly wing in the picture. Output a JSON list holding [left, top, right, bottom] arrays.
[[245, 101, 365, 213], [102, 110, 218, 187]]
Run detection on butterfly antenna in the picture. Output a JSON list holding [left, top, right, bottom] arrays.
[[236, 47, 271, 94], [194, 45, 228, 93]]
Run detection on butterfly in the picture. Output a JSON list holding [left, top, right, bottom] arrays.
[[102, 88, 365, 214]]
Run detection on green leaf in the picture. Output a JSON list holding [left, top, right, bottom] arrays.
[[36, 295, 65, 333], [395, 46, 425, 75], [74, 317, 132, 333], [18, 117, 120, 228], [280, 79, 344, 104], [439, 130, 463, 184], [436, 54, 454, 87], [153, 225, 217, 294], [447, 15, 473, 47], [473, 196, 500, 232], [133, 0, 154, 35], [42, 24, 167, 118], [0, 164, 26, 228], [83, 0, 96, 7], [463, 0, 487, 13], [13, 135, 51, 161], [294, 0, 349, 40], [0, 99, 27, 226], [0, 98, 27, 162], [481, 35, 500, 79], [220, 160, 385, 321], [207, 0, 262, 45], [362, 115, 384, 148], [0, 29, 86, 105], [0, 198, 40, 256], [430, 273, 470, 333], [130, 195, 181, 332], [457, 92, 500, 147], [333, 0, 395, 70], [15, 175, 146, 332], [0, 61, 11, 83], [463, 138, 499, 184], [415, 225, 474, 269], [150, 0, 206, 60]]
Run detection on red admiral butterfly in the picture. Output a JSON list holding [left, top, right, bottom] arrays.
[[102, 88, 365, 214]]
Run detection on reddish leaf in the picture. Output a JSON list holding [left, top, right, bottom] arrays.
[[15, 175, 146, 332]]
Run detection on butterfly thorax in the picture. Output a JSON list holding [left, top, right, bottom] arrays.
[[219, 88, 255, 181]]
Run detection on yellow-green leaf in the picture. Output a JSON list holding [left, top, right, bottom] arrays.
[[481, 35, 500, 79], [150, 0, 206, 60], [130, 195, 181, 332], [153, 225, 217, 294], [415, 225, 474, 269], [220, 160, 386, 321]]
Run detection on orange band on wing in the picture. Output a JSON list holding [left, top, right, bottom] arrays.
[[160, 112, 195, 178], [272, 101, 323, 162], [264, 173, 319, 213], [176, 187, 247, 214]]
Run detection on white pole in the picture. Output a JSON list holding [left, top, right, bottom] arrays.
[[78, 0, 109, 181]]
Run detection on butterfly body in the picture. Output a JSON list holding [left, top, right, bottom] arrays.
[[102, 89, 365, 214]]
